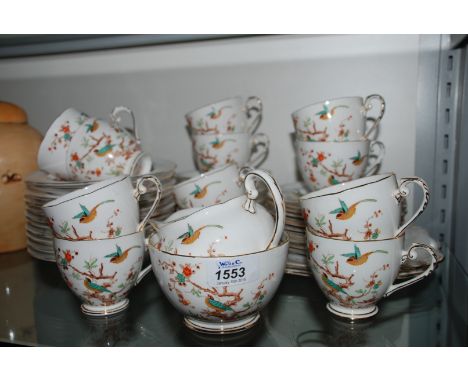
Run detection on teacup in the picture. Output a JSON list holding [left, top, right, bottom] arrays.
[[149, 232, 288, 334], [67, 117, 152, 181], [38, 108, 92, 178], [153, 169, 285, 256], [53, 231, 152, 316], [43, 175, 162, 240], [306, 229, 437, 320], [292, 95, 385, 142], [173, 164, 244, 209], [186, 96, 262, 135], [299, 173, 429, 240], [192, 132, 269, 172], [295, 139, 385, 191]]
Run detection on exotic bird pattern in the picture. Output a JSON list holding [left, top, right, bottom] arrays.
[[209, 137, 235, 149], [329, 198, 377, 220], [315, 103, 349, 120], [177, 223, 224, 245], [190, 181, 222, 199], [321, 273, 348, 295], [72, 200, 115, 223], [84, 277, 112, 294], [105, 245, 141, 264], [340, 245, 388, 266], [207, 106, 232, 120], [349, 151, 367, 166]]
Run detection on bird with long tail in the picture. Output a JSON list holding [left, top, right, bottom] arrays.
[[341, 244, 388, 266], [329, 198, 377, 221], [207, 106, 232, 120], [321, 273, 348, 295], [190, 181, 221, 199], [349, 151, 367, 166], [72, 200, 115, 224], [86, 120, 100, 133], [177, 223, 223, 245], [328, 175, 340, 186], [105, 245, 141, 264], [205, 294, 234, 313], [94, 143, 115, 157], [209, 137, 235, 149], [84, 278, 112, 294], [316, 104, 349, 120]]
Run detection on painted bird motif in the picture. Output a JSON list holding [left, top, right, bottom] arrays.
[[315, 104, 349, 120], [84, 278, 112, 294], [105, 245, 141, 264], [328, 175, 340, 186], [209, 137, 235, 149], [321, 273, 348, 295], [341, 244, 388, 266], [72, 200, 115, 224], [205, 294, 233, 313], [86, 120, 100, 133], [177, 223, 224, 245], [207, 106, 232, 120], [329, 199, 377, 221], [190, 181, 221, 199], [349, 151, 367, 166], [94, 143, 115, 157]]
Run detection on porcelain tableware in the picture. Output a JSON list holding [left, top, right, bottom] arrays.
[[295, 139, 385, 191], [192, 132, 269, 172], [292, 95, 385, 142], [149, 232, 288, 334], [53, 231, 151, 316], [186, 96, 262, 135], [173, 164, 244, 209], [38, 108, 92, 179], [300, 173, 429, 241], [43, 175, 162, 240], [306, 229, 437, 320], [153, 169, 285, 256]]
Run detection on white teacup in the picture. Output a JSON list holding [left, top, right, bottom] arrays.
[[300, 173, 430, 241], [192, 132, 269, 172], [38, 108, 92, 178], [295, 139, 385, 191], [67, 116, 152, 181], [53, 231, 152, 316], [306, 229, 437, 320], [186, 96, 262, 135], [43, 175, 162, 240], [292, 95, 385, 142], [173, 164, 245, 209]]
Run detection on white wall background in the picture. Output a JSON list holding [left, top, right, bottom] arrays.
[[0, 35, 421, 185]]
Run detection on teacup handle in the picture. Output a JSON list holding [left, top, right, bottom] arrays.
[[384, 243, 437, 297], [247, 133, 270, 168], [393, 177, 430, 237], [135, 238, 153, 285], [363, 94, 386, 139], [133, 175, 162, 232], [364, 140, 385, 176], [242, 169, 285, 249], [245, 96, 263, 135], [111, 105, 139, 141]]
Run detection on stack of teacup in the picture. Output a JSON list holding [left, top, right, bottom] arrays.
[[42, 174, 162, 316], [300, 173, 438, 320], [292, 95, 386, 191], [38, 106, 152, 181], [148, 169, 289, 334], [185, 96, 269, 172]]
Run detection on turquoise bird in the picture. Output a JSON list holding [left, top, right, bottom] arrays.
[[350, 151, 367, 166], [72, 200, 114, 223], [94, 143, 115, 157], [341, 245, 388, 266], [205, 294, 233, 313], [84, 278, 111, 293], [315, 104, 348, 120], [86, 120, 100, 133], [105, 245, 141, 264], [321, 273, 348, 295]]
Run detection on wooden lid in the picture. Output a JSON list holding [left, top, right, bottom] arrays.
[[0, 101, 28, 123]]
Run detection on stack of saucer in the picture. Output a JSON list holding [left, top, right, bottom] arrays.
[[25, 158, 177, 262]]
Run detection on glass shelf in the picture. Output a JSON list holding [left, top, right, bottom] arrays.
[[0, 249, 466, 346]]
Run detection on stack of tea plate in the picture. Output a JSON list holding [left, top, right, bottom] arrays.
[[25, 158, 177, 262]]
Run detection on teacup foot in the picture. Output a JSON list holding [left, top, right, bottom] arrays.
[[81, 299, 129, 317], [326, 303, 378, 320], [183, 313, 260, 335]]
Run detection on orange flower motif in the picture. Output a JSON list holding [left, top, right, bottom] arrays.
[[61, 124, 70, 133], [95, 168, 102, 176], [71, 152, 79, 161], [182, 265, 193, 277], [317, 152, 326, 161], [308, 242, 315, 254], [64, 250, 73, 263]]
